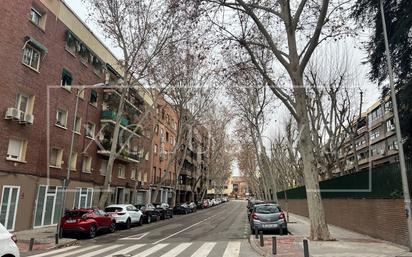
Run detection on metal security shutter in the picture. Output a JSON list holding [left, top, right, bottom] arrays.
[[136, 192, 144, 204]]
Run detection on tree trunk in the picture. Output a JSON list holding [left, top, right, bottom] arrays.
[[293, 74, 332, 241]]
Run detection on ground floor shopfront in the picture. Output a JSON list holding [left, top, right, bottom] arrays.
[[0, 172, 147, 232]]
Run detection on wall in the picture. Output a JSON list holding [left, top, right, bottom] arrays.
[[279, 198, 408, 246]]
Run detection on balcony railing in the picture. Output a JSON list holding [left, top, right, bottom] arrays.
[[101, 110, 130, 127]]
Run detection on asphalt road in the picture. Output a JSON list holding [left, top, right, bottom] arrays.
[[25, 200, 259, 257]]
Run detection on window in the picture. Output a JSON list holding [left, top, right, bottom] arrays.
[[369, 106, 383, 123], [386, 119, 395, 132], [166, 114, 169, 123], [69, 152, 77, 171], [89, 90, 98, 106], [100, 159, 108, 176], [61, 69, 72, 88], [74, 116, 81, 133], [118, 165, 125, 178], [143, 172, 148, 182], [56, 109, 67, 128], [155, 125, 159, 134], [82, 156, 92, 173], [85, 122, 95, 138], [30, 8, 42, 26], [50, 148, 63, 168], [22, 44, 40, 71], [154, 144, 158, 154], [131, 169, 136, 180], [7, 138, 26, 162], [0, 186, 20, 231], [384, 101, 393, 113], [74, 188, 93, 209], [166, 132, 169, 142], [388, 140, 399, 151], [370, 129, 380, 140], [16, 93, 29, 114], [137, 170, 142, 181], [33, 186, 63, 227]]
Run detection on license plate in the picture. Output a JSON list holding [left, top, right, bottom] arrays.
[[66, 220, 76, 223], [262, 224, 277, 228]]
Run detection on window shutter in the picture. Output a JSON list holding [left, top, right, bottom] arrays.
[[7, 139, 21, 159]]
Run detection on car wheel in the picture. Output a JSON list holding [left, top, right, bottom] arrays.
[[89, 224, 97, 238], [125, 218, 131, 229], [147, 215, 151, 224], [109, 221, 116, 233]]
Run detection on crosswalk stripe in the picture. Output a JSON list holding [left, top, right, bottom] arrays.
[[132, 243, 169, 257], [51, 245, 101, 257], [222, 241, 241, 257], [104, 244, 145, 256], [159, 242, 192, 257], [27, 246, 80, 257], [190, 242, 216, 257], [79, 244, 124, 257]]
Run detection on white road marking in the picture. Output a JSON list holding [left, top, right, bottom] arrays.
[[46, 245, 101, 257], [79, 244, 124, 257], [105, 244, 145, 256], [119, 232, 149, 240], [132, 243, 169, 257], [222, 241, 241, 257], [159, 242, 192, 257], [190, 242, 216, 257], [153, 214, 218, 244], [27, 246, 80, 257]]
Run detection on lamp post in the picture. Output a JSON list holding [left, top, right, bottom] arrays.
[[379, 0, 412, 251], [56, 83, 105, 238]]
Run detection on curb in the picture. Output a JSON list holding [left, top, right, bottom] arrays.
[[248, 235, 269, 256]]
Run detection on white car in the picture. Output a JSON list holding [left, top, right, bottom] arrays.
[[0, 223, 20, 257], [104, 204, 143, 229]]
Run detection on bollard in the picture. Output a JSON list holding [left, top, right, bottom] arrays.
[[303, 239, 309, 257], [259, 231, 264, 247], [55, 233, 59, 245], [255, 226, 259, 239], [272, 236, 277, 255], [29, 238, 35, 251]]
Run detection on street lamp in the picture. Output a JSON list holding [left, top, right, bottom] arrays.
[[379, 0, 412, 251], [56, 82, 105, 239]]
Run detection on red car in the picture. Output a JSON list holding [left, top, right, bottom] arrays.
[[60, 208, 116, 238]]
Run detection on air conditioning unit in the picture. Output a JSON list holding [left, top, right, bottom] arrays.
[[20, 113, 34, 124], [4, 108, 20, 120]]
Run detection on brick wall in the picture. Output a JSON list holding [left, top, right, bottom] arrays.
[[279, 199, 409, 246]]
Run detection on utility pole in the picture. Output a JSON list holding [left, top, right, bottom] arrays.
[[380, 0, 412, 251]]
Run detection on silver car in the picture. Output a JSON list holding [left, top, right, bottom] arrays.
[[250, 204, 287, 234]]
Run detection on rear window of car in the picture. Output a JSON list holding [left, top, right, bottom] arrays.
[[64, 211, 89, 217], [255, 205, 280, 214], [104, 207, 123, 212]]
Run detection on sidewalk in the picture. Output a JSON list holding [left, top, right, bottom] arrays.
[[250, 213, 411, 257], [14, 226, 77, 253]]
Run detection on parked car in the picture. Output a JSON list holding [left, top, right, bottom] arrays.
[[60, 209, 116, 238], [154, 203, 173, 219], [104, 204, 143, 229], [188, 202, 197, 212], [135, 203, 161, 224], [0, 222, 19, 257], [209, 199, 216, 206], [249, 203, 287, 234], [197, 199, 209, 209], [247, 199, 265, 220], [173, 203, 191, 214]]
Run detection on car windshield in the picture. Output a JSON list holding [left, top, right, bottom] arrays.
[[104, 207, 123, 212], [255, 205, 280, 214], [64, 211, 89, 217]]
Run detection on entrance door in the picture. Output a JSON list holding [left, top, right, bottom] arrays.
[[0, 186, 20, 231]]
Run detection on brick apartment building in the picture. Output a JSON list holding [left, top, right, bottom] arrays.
[[0, 0, 153, 232], [333, 95, 398, 177]]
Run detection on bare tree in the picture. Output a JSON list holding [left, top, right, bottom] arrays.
[[196, 0, 353, 240]]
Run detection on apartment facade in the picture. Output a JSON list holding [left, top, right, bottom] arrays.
[[334, 95, 399, 177], [0, 0, 151, 231]]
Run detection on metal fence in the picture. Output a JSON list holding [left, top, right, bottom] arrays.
[[277, 160, 412, 199]]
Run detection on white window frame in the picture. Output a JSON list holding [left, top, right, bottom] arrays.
[[22, 44, 41, 71], [49, 148, 63, 168], [74, 187, 93, 209], [30, 8, 42, 26], [56, 108, 68, 128], [118, 165, 126, 178], [154, 144, 158, 154], [100, 159, 108, 176], [82, 156, 92, 173], [130, 169, 136, 180], [69, 152, 77, 171], [74, 116, 81, 134], [16, 93, 29, 114], [0, 186, 20, 231], [6, 138, 26, 162], [85, 122, 95, 138], [33, 185, 63, 228]]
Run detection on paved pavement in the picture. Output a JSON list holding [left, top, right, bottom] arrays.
[[22, 200, 259, 257]]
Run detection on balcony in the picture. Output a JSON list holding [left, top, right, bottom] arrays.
[[101, 110, 130, 127], [103, 88, 144, 114], [97, 140, 140, 163]]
